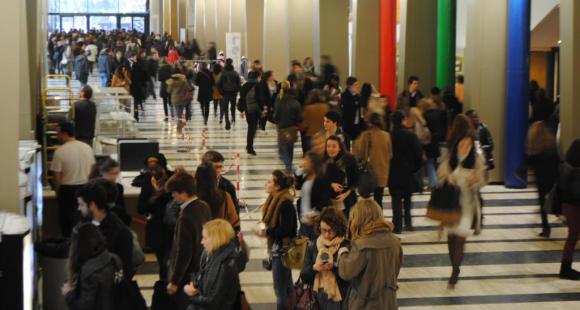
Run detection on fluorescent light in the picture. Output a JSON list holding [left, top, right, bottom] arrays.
[[558, 40, 562, 44]]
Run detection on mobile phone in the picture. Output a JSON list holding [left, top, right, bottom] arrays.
[[321, 252, 330, 264]]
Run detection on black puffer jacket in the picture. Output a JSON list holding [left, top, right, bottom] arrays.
[[189, 240, 247, 310], [65, 251, 117, 310]]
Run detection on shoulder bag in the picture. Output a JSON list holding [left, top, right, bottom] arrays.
[[425, 181, 462, 225]]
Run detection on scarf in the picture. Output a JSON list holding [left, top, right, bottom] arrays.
[[313, 235, 344, 302], [261, 189, 294, 228]]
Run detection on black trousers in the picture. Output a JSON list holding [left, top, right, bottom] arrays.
[[374, 187, 385, 208], [221, 94, 237, 125], [162, 96, 171, 118], [200, 100, 210, 124], [57, 184, 84, 237], [246, 112, 259, 150], [391, 191, 412, 233]]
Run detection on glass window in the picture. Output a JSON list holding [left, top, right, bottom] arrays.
[[61, 16, 74, 32], [120, 0, 147, 13], [48, 15, 61, 32], [74, 16, 87, 32], [48, 0, 60, 13], [58, 0, 88, 13], [87, 0, 118, 13], [90, 16, 117, 31], [132, 17, 145, 33], [120, 16, 132, 31]]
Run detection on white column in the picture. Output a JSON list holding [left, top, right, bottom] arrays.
[[262, 0, 290, 77]]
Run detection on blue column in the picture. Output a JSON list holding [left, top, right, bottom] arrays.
[[505, 0, 531, 188]]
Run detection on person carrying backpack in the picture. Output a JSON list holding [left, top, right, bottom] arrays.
[[238, 70, 263, 155], [218, 58, 241, 130]]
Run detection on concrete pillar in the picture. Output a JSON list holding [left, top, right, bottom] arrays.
[[320, 0, 349, 85], [0, 0, 26, 212], [463, 0, 508, 183], [504, 0, 531, 188], [150, 0, 163, 34], [288, 0, 314, 66], [436, 0, 457, 90], [204, 0, 218, 50], [194, 0, 207, 49], [559, 0, 580, 152], [262, 0, 290, 78], [246, 0, 264, 62], [215, 0, 229, 54], [230, 0, 247, 58], [353, 0, 380, 88], [398, 0, 437, 95], [178, 0, 187, 41]]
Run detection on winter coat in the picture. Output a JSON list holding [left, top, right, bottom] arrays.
[[218, 69, 241, 95], [65, 251, 117, 310], [300, 239, 351, 309], [97, 52, 112, 76], [397, 90, 424, 112], [302, 103, 330, 137], [130, 60, 149, 100], [353, 127, 393, 188], [195, 70, 214, 103], [476, 123, 495, 170], [74, 55, 89, 83], [166, 73, 191, 107], [71, 99, 97, 139], [274, 94, 303, 129], [388, 126, 424, 193], [238, 80, 262, 114], [338, 232, 402, 310], [98, 213, 133, 277], [212, 73, 223, 100], [189, 240, 247, 310], [527, 149, 560, 194], [423, 109, 446, 159], [340, 90, 364, 140]]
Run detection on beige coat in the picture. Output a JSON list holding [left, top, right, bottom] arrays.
[[353, 127, 393, 187], [338, 232, 402, 310]]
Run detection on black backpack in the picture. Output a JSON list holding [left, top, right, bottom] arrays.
[[111, 255, 147, 310]]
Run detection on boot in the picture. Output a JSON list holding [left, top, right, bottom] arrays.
[[559, 261, 580, 280], [538, 227, 551, 238]]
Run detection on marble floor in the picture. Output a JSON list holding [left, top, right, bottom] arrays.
[[67, 75, 580, 309]]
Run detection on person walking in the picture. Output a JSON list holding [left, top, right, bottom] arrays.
[[323, 74, 342, 109], [353, 113, 393, 207], [97, 49, 112, 87], [274, 81, 303, 172], [388, 111, 424, 234], [238, 70, 263, 155], [212, 64, 224, 120], [397, 75, 424, 112], [295, 151, 331, 240], [157, 58, 174, 121], [202, 150, 240, 214], [70, 85, 97, 147], [557, 139, 580, 280], [183, 219, 248, 309], [166, 71, 192, 134], [438, 114, 486, 287], [195, 163, 240, 231], [50, 122, 95, 237], [259, 70, 279, 130], [300, 207, 350, 309], [338, 198, 402, 310], [129, 51, 149, 121], [218, 58, 241, 130], [195, 64, 214, 126], [340, 77, 364, 140], [74, 49, 89, 87], [256, 170, 297, 310], [527, 121, 560, 237], [302, 89, 330, 153], [85, 39, 98, 74], [311, 110, 350, 155], [323, 136, 358, 218]]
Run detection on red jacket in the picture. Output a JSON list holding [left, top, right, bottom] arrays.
[[167, 50, 180, 64]]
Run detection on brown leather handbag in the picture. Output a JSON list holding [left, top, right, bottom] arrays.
[[278, 126, 298, 144]]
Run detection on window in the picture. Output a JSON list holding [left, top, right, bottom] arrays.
[[48, 15, 61, 33], [132, 17, 145, 33], [58, 0, 88, 13], [120, 16, 132, 31], [87, 0, 119, 13], [90, 16, 117, 31], [120, 0, 148, 13]]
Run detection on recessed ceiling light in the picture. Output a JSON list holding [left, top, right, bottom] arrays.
[[558, 40, 562, 44]]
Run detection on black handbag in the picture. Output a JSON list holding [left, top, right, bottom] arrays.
[[426, 182, 461, 225]]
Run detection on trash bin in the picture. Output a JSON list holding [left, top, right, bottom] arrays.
[[35, 238, 70, 310], [0, 212, 30, 310]]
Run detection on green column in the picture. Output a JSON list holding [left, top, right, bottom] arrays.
[[436, 0, 456, 89]]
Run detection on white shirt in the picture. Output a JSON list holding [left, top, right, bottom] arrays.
[[180, 197, 198, 209], [50, 140, 95, 185], [85, 44, 98, 62]]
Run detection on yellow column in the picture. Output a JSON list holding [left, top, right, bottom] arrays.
[[288, 0, 314, 65], [262, 0, 289, 77], [353, 0, 380, 87], [231, 0, 247, 57], [246, 0, 264, 62], [205, 0, 217, 49], [320, 0, 349, 85], [216, 0, 229, 54]]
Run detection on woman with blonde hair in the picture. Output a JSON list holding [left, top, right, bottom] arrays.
[[183, 219, 247, 309], [527, 120, 560, 237], [338, 198, 402, 309]]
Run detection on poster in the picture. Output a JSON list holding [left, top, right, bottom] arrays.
[[226, 32, 242, 72]]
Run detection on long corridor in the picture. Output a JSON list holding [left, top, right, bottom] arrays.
[[122, 91, 580, 309]]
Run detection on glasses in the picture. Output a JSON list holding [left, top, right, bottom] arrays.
[[214, 164, 224, 169], [320, 227, 335, 235]]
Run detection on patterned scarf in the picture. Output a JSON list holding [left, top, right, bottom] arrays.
[[313, 235, 344, 302]]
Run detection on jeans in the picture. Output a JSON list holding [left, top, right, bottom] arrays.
[[391, 191, 412, 233], [424, 158, 438, 189], [174, 105, 186, 131], [272, 256, 293, 310], [278, 143, 295, 172], [162, 96, 173, 118], [246, 112, 259, 150], [99, 72, 108, 87]]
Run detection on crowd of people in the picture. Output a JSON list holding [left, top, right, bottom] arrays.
[[46, 29, 580, 310]]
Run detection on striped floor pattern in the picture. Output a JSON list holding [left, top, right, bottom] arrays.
[[71, 75, 580, 309]]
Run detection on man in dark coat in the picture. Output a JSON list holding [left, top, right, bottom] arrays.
[[340, 76, 364, 140], [388, 111, 424, 234], [129, 51, 149, 121], [397, 75, 424, 112], [70, 85, 97, 146]]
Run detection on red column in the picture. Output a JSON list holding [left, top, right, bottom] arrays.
[[380, 0, 397, 111]]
